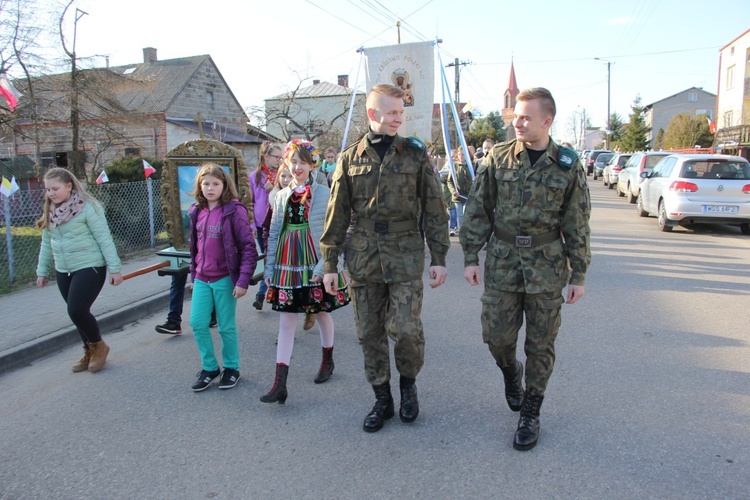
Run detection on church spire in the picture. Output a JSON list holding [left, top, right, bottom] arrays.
[[507, 58, 519, 94], [502, 59, 520, 126]]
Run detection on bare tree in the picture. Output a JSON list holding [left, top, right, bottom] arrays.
[[261, 75, 366, 146]]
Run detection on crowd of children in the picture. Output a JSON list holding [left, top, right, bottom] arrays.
[[36, 140, 349, 403]]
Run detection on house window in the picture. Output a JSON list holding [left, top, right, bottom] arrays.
[[207, 91, 214, 110], [55, 152, 68, 167], [723, 111, 733, 127], [687, 92, 697, 102], [41, 151, 55, 168], [727, 65, 735, 90], [124, 147, 141, 157]]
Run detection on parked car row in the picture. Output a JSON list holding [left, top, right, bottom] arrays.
[[594, 152, 750, 234]]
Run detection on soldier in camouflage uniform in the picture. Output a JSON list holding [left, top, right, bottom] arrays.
[[321, 84, 450, 433], [459, 87, 591, 451]]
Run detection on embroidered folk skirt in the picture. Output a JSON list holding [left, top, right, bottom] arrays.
[[267, 221, 349, 313]]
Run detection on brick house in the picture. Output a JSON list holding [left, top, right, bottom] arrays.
[[1, 48, 272, 179]]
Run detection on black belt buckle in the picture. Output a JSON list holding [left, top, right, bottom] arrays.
[[374, 221, 389, 233], [515, 235, 532, 248]]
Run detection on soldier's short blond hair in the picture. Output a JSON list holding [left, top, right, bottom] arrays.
[[517, 87, 556, 120], [366, 84, 406, 109]]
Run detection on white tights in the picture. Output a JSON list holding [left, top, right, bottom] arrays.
[[276, 312, 334, 365]]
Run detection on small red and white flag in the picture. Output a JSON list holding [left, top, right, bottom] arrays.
[[95, 170, 109, 184], [143, 159, 156, 178], [706, 116, 717, 135], [0, 75, 22, 112]]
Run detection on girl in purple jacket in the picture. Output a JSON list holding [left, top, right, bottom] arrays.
[[188, 163, 258, 392]]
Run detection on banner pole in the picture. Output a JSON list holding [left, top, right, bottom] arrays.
[[341, 47, 365, 152], [436, 47, 474, 181]]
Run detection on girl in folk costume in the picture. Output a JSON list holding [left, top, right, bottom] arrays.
[[188, 164, 258, 392], [36, 168, 122, 373], [249, 141, 284, 311], [260, 139, 350, 404]]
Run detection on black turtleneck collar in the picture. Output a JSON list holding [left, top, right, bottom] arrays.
[[368, 128, 396, 161]]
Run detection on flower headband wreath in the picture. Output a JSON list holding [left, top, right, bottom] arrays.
[[284, 138, 321, 163]]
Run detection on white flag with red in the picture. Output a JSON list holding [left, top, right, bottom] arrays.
[[143, 159, 156, 178], [0, 75, 22, 112], [96, 170, 109, 184]]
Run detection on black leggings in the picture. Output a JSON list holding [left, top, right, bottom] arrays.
[[56, 266, 107, 345]]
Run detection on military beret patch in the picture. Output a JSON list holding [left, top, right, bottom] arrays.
[[558, 146, 578, 170], [406, 136, 426, 151]]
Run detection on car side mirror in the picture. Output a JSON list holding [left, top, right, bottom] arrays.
[[640, 171, 650, 179]]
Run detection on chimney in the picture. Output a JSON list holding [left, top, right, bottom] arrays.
[[313, 79, 320, 85], [338, 74, 349, 87], [143, 47, 158, 64]]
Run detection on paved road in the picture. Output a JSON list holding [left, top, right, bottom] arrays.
[[1, 179, 748, 498]]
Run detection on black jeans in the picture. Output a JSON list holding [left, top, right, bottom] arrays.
[[56, 266, 107, 345]]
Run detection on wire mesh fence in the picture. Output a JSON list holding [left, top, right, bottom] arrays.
[[0, 180, 168, 293]]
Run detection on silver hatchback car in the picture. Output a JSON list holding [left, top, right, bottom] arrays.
[[637, 154, 750, 233]]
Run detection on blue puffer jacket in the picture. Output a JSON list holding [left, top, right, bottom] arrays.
[[36, 201, 122, 276]]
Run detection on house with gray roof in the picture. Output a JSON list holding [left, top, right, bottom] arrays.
[[264, 77, 367, 150], [1, 48, 271, 180], [643, 87, 716, 148]]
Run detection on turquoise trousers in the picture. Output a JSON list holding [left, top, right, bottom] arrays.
[[190, 276, 239, 371]]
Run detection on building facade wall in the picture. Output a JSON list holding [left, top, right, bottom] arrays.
[[646, 89, 716, 143], [264, 93, 366, 149], [717, 30, 750, 128], [167, 60, 248, 130]]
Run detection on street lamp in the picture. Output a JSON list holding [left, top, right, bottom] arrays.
[[595, 58, 612, 150]]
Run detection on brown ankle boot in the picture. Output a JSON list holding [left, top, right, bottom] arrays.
[[72, 345, 91, 372], [87, 341, 110, 372]]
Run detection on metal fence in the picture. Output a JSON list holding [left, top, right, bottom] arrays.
[[0, 180, 168, 293]]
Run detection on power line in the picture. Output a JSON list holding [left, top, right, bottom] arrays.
[[477, 45, 722, 66]]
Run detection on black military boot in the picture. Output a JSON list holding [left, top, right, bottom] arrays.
[[497, 360, 524, 412], [363, 382, 394, 433], [513, 391, 544, 451], [399, 377, 420, 423], [260, 363, 289, 404]]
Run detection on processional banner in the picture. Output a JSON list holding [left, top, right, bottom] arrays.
[[364, 41, 434, 141]]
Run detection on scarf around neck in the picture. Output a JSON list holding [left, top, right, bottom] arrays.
[[49, 191, 85, 228], [261, 163, 277, 185]]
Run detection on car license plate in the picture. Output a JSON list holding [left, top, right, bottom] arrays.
[[701, 205, 739, 213]]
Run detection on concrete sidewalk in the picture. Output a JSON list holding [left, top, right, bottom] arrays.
[[0, 252, 173, 375]]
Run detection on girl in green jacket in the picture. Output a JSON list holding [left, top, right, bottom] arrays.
[[36, 168, 122, 373]]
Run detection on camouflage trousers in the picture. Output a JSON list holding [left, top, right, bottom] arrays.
[[481, 289, 565, 396], [350, 279, 425, 385]]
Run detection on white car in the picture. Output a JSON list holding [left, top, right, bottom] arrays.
[[636, 154, 750, 233], [616, 152, 670, 203]]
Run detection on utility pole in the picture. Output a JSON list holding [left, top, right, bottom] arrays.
[[446, 58, 471, 105], [595, 57, 612, 150], [70, 8, 88, 179], [396, 21, 401, 44]]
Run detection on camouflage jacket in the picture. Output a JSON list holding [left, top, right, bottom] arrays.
[[320, 133, 450, 283], [459, 139, 591, 293], [446, 162, 474, 202]]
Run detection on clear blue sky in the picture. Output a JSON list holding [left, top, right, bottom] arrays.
[[62, 0, 750, 142]]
